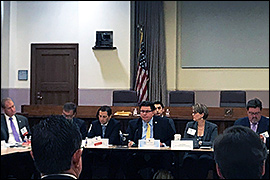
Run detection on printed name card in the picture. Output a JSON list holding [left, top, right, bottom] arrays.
[[86, 136, 109, 148], [138, 138, 160, 149], [171, 140, 193, 150], [1, 140, 7, 149]]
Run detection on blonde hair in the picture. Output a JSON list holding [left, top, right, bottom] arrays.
[[192, 102, 209, 119]]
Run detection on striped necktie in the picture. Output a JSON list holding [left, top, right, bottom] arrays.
[[9, 117, 21, 142], [146, 123, 151, 139]]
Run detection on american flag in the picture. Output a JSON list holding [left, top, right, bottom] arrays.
[[135, 29, 149, 104]]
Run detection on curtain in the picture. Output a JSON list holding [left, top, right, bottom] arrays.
[[130, 1, 167, 105]]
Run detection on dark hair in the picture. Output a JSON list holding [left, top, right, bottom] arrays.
[[63, 102, 77, 114], [139, 101, 156, 111], [192, 103, 209, 119], [154, 101, 164, 108], [31, 115, 82, 174], [213, 125, 267, 179], [246, 98, 262, 111], [96, 105, 112, 119]]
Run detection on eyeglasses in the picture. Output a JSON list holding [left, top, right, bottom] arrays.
[[156, 107, 162, 110], [192, 111, 198, 115], [63, 114, 74, 119], [62, 112, 75, 119], [248, 111, 261, 116], [140, 110, 152, 114]]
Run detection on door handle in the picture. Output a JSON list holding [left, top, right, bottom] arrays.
[[37, 92, 43, 100], [37, 95, 43, 100]]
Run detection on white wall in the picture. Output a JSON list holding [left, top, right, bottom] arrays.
[[164, 1, 269, 91], [1, 1, 269, 110], [1, 1, 130, 89]]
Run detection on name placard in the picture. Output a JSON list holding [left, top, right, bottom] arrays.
[[138, 138, 160, 149], [86, 136, 109, 148], [171, 140, 193, 150], [1, 140, 7, 149]]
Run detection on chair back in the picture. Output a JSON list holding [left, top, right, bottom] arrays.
[[169, 91, 195, 107], [112, 90, 138, 106], [220, 90, 246, 107]]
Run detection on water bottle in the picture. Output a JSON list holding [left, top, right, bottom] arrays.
[[133, 108, 138, 116], [85, 137, 88, 147], [165, 108, 170, 117]]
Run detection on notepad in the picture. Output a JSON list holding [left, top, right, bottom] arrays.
[[114, 111, 132, 116]]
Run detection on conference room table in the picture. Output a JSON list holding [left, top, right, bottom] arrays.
[[1, 145, 35, 179], [2, 144, 269, 179], [1, 144, 214, 179], [81, 145, 215, 179]]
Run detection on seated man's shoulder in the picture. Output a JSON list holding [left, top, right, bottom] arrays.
[[73, 118, 86, 127], [261, 116, 269, 122], [90, 120, 100, 126], [16, 114, 28, 120], [74, 117, 85, 123], [109, 118, 120, 125], [129, 118, 139, 123], [154, 116, 170, 124], [234, 117, 248, 124]]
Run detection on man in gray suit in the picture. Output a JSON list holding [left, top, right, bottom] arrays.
[[1, 97, 31, 143]]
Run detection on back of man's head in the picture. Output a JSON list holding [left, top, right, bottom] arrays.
[[213, 125, 267, 179], [31, 115, 82, 175], [63, 102, 77, 114]]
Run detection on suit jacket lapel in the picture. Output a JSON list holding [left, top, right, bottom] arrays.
[[257, 117, 266, 133], [134, 119, 142, 141], [97, 121, 103, 135], [15, 115, 23, 137], [1, 114, 9, 138], [105, 120, 113, 136]]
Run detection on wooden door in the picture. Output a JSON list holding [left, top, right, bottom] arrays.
[[30, 43, 78, 105]]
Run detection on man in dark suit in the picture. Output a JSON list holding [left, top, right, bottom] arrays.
[[127, 101, 175, 147], [83, 105, 121, 179], [125, 101, 175, 179], [234, 98, 269, 179], [1, 97, 31, 143], [87, 105, 121, 145], [234, 98, 269, 149], [62, 102, 87, 140], [153, 100, 176, 133], [31, 115, 83, 179]]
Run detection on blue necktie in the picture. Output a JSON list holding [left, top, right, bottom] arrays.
[[102, 125, 106, 138], [9, 117, 21, 142]]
